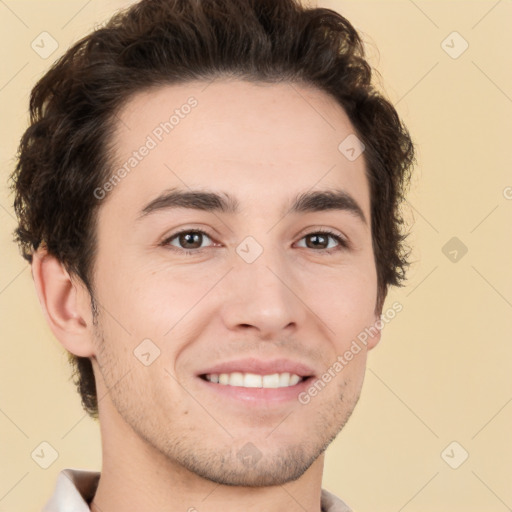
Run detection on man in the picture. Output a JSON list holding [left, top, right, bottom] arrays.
[[10, 0, 414, 510]]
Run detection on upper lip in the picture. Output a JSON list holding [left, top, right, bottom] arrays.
[[197, 358, 316, 378]]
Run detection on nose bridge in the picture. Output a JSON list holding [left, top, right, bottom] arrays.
[[220, 232, 303, 334]]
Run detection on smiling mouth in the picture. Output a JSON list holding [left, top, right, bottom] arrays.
[[200, 372, 311, 389]]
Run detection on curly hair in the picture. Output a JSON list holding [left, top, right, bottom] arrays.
[[10, 0, 415, 418]]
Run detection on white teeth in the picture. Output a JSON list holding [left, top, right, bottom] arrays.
[[244, 373, 262, 388], [279, 372, 291, 387], [262, 373, 280, 388], [289, 374, 301, 386], [229, 372, 244, 386], [204, 372, 304, 388]]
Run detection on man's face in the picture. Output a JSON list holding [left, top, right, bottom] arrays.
[[87, 79, 380, 486]]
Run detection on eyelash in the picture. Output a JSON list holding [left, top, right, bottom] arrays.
[[161, 228, 349, 256]]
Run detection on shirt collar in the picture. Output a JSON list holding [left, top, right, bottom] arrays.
[[42, 468, 352, 512]]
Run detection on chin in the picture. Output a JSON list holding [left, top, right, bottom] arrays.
[[177, 443, 319, 487]]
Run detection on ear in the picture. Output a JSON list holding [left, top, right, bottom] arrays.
[[364, 303, 384, 351], [366, 290, 386, 351], [365, 314, 382, 351], [31, 247, 95, 357]]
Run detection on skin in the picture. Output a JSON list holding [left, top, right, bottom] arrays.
[[32, 79, 382, 512]]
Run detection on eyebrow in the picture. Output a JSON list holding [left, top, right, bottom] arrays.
[[138, 187, 367, 225]]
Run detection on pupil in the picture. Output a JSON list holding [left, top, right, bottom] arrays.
[[309, 234, 326, 248], [182, 232, 201, 248]]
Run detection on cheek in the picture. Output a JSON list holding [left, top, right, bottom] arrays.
[[92, 265, 222, 384], [93, 257, 202, 337], [303, 266, 377, 342]]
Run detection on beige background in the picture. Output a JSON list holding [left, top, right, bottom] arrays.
[[1, 1, 511, 511]]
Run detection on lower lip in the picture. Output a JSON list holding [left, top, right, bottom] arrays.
[[197, 376, 314, 405]]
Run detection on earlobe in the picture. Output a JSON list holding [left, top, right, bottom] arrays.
[[366, 314, 383, 351], [31, 248, 95, 357], [367, 291, 387, 351]]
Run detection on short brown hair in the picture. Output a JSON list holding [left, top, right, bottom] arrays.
[[11, 0, 415, 418]]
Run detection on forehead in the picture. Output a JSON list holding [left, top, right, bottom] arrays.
[[105, 79, 370, 220]]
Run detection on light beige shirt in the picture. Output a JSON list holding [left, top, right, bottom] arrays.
[[41, 468, 353, 512]]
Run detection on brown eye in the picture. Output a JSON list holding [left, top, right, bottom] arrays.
[[163, 230, 214, 252], [305, 233, 330, 249], [296, 230, 348, 253]]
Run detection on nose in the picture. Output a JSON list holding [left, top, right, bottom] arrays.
[[219, 247, 307, 339]]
